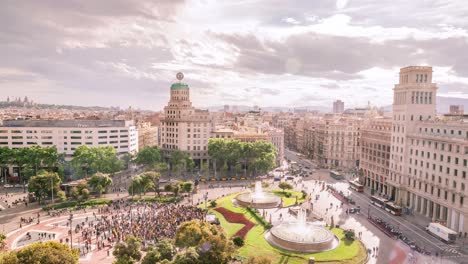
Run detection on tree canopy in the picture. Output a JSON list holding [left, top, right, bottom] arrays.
[[113, 235, 142, 264], [134, 146, 161, 168], [28, 171, 61, 204], [208, 139, 277, 177], [71, 146, 123, 178], [0, 241, 79, 264], [175, 220, 235, 264], [87, 172, 113, 197]]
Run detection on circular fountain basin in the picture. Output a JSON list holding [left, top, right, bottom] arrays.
[[265, 222, 339, 252], [235, 192, 281, 209]]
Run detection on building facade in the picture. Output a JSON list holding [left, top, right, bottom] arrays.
[[0, 119, 138, 156], [387, 66, 468, 232], [360, 117, 391, 194]]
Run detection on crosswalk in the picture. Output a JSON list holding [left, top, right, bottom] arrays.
[[441, 245, 461, 255]]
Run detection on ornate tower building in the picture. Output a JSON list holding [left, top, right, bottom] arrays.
[[160, 73, 212, 165]]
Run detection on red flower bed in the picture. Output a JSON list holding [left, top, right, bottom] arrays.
[[214, 207, 255, 238]]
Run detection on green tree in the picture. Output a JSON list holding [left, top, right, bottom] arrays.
[[128, 175, 143, 197], [113, 235, 141, 264], [134, 146, 161, 169], [138, 172, 154, 195], [56, 190, 66, 202], [28, 171, 61, 204], [72, 146, 123, 178], [0, 147, 13, 184], [156, 239, 175, 261], [81, 188, 90, 200], [179, 181, 193, 193], [278, 182, 293, 193], [87, 173, 113, 197], [141, 249, 160, 264], [175, 220, 235, 264], [172, 247, 199, 264], [141, 171, 161, 197], [0, 233, 6, 251], [15, 241, 79, 264], [200, 160, 209, 178]]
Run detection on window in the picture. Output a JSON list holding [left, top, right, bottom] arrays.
[[70, 136, 81, 139], [70, 130, 82, 134], [42, 142, 53, 145], [98, 130, 107, 134], [12, 136, 23, 139]]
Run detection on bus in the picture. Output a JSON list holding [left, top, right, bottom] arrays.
[[370, 196, 388, 209], [349, 180, 364, 192], [330, 171, 344, 180], [384, 201, 402, 216]]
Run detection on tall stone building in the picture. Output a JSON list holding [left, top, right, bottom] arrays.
[[387, 66, 468, 232], [333, 100, 345, 114], [160, 73, 213, 165]]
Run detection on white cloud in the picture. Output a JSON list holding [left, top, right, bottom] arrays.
[[336, 0, 349, 10], [282, 17, 301, 25]]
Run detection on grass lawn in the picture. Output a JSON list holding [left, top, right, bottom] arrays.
[[272, 190, 306, 207], [209, 193, 367, 264]]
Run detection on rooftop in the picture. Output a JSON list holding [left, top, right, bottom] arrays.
[[1, 119, 134, 128]]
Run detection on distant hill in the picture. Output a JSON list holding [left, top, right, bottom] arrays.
[[0, 100, 121, 111], [383, 96, 468, 113]]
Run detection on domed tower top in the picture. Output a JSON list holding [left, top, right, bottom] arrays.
[[169, 72, 191, 106]]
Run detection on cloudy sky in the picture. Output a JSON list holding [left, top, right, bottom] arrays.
[[1, 0, 468, 110]]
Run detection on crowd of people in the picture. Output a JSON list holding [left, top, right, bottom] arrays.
[[71, 200, 206, 251]]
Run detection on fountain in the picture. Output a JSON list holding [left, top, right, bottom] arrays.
[[235, 182, 281, 209], [265, 208, 339, 252]]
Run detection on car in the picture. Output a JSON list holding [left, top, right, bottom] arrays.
[[220, 178, 227, 181], [273, 177, 281, 182], [230, 177, 238, 181], [14, 184, 22, 188], [348, 207, 360, 214], [200, 178, 207, 182], [209, 178, 217, 181], [3, 184, 13, 188], [286, 176, 294, 180], [240, 177, 247, 180]]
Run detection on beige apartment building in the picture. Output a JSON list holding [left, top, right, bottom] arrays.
[[138, 122, 159, 149], [360, 117, 391, 194], [387, 66, 468, 232], [316, 117, 362, 170], [160, 76, 213, 165]]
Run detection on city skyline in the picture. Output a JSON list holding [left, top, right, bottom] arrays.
[[1, 0, 468, 110]]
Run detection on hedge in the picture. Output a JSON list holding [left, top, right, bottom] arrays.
[[246, 206, 272, 229], [43, 198, 112, 210], [129, 196, 181, 203]]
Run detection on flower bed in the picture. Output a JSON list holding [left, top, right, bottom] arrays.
[[214, 207, 255, 239]]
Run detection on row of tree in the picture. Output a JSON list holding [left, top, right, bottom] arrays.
[[0, 145, 124, 182], [208, 139, 277, 177], [28, 171, 113, 204]]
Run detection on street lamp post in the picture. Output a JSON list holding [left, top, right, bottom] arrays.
[[69, 212, 73, 249], [50, 176, 54, 204]]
